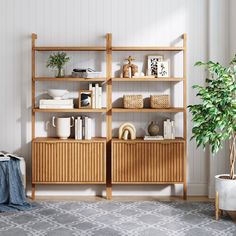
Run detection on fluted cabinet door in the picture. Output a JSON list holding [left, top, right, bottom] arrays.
[[32, 139, 106, 184], [112, 140, 185, 183]]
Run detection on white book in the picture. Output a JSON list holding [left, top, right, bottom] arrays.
[[98, 86, 102, 109], [95, 83, 99, 108], [89, 83, 93, 91], [39, 99, 73, 105], [85, 117, 89, 139], [39, 104, 74, 109], [75, 119, 78, 139], [82, 117, 85, 139], [77, 118, 83, 140], [87, 118, 92, 140], [144, 135, 164, 140], [92, 86, 96, 108]]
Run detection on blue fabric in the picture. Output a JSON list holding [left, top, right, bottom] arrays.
[[0, 158, 33, 212]]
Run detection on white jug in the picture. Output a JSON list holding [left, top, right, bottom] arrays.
[[52, 116, 74, 139]]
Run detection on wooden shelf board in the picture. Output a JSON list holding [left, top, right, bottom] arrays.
[[33, 108, 107, 113], [112, 137, 185, 143], [112, 107, 184, 113], [33, 46, 106, 51], [112, 181, 184, 184], [34, 77, 106, 82], [33, 137, 106, 143], [112, 46, 184, 51], [112, 77, 183, 82], [32, 182, 106, 184]]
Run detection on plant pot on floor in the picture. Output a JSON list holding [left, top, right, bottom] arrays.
[[215, 174, 236, 213]]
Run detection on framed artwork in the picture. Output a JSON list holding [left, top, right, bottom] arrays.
[[79, 90, 93, 108], [147, 55, 164, 76], [157, 61, 169, 78]]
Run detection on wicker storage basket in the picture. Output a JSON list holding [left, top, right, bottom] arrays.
[[150, 95, 170, 108], [123, 95, 143, 109]]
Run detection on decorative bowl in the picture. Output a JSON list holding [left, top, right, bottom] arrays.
[[47, 89, 69, 100]]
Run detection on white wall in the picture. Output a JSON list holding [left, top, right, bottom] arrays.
[[0, 0, 232, 197]]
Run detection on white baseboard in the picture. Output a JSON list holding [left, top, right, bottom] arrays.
[[26, 183, 208, 197]]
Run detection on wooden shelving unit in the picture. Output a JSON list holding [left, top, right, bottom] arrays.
[[31, 33, 187, 200]]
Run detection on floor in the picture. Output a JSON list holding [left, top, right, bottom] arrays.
[[0, 196, 235, 236]]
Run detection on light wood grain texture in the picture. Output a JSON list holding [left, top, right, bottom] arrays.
[[34, 46, 106, 51], [112, 77, 183, 82], [34, 77, 106, 82], [112, 108, 184, 113], [112, 46, 184, 51], [112, 140, 185, 183], [33, 108, 107, 113], [32, 140, 106, 184]]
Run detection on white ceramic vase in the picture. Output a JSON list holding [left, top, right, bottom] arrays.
[[52, 116, 74, 139], [215, 174, 236, 211]]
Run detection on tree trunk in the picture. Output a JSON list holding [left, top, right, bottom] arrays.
[[229, 134, 236, 179]]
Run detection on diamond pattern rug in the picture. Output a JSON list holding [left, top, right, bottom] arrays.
[[0, 201, 235, 235]]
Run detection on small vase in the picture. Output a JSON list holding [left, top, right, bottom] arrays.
[[55, 68, 65, 78], [148, 121, 159, 136]]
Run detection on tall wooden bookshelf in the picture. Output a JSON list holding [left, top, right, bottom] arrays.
[[31, 33, 187, 200]]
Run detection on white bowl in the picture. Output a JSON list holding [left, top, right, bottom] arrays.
[[47, 89, 69, 100]]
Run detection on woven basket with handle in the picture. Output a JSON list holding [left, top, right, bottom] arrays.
[[150, 95, 170, 108], [123, 95, 143, 109]]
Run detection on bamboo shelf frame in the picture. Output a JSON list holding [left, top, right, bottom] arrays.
[[31, 33, 187, 200]]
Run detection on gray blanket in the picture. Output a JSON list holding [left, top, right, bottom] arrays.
[[0, 158, 33, 212]]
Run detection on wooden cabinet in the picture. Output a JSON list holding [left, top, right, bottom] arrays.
[[32, 138, 106, 184], [112, 139, 185, 184]]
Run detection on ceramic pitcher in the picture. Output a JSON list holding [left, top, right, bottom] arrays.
[[52, 116, 74, 139]]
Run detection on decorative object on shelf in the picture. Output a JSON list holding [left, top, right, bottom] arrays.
[[46, 52, 70, 78], [47, 89, 69, 100], [147, 55, 163, 76], [150, 95, 170, 108], [123, 95, 143, 109], [148, 121, 160, 136], [144, 135, 163, 140], [119, 123, 136, 140], [52, 116, 74, 139], [89, 83, 102, 109], [188, 56, 236, 218], [79, 90, 93, 108], [39, 99, 73, 109], [157, 61, 169, 78], [133, 72, 146, 78], [72, 68, 102, 78], [123, 56, 138, 78], [164, 119, 175, 139]]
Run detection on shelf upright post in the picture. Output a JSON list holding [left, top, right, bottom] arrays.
[[183, 33, 187, 200], [31, 33, 37, 200], [106, 33, 112, 199]]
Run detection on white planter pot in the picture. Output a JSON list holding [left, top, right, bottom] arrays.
[[215, 174, 236, 211]]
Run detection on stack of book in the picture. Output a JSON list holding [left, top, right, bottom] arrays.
[[39, 99, 74, 109], [75, 116, 92, 140], [88, 83, 102, 109], [144, 135, 164, 140], [164, 119, 175, 139]]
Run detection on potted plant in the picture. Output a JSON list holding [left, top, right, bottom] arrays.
[[46, 52, 70, 77], [188, 55, 236, 219]]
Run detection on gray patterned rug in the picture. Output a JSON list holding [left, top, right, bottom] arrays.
[[0, 201, 235, 236]]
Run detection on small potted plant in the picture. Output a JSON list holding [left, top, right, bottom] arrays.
[[46, 52, 70, 78], [188, 55, 236, 219]]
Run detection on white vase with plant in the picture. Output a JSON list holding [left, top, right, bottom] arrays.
[[46, 52, 70, 78], [189, 56, 236, 219]]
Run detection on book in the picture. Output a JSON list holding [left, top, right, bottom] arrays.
[[75, 119, 78, 139], [98, 86, 102, 108], [77, 118, 82, 139], [0, 152, 22, 161], [87, 118, 92, 140], [39, 104, 74, 109], [144, 135, 164, 140], [85, 117, 89, 139], [39, 99, 73, 105], [95, 83, 99, 108]]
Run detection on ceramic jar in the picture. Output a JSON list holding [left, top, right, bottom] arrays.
[[52, 116, 74, 139], [148, 121, 159, 136]]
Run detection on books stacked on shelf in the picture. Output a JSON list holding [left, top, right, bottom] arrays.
[[88, 83, 102, 109], [75, 116, 92, 140], [39, 99, 74, 109], [164, 119, 175, 139], [144, 135, 164, 140]]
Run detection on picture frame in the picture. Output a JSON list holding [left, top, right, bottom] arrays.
[[157, 61, 169, 78], [147, 55, 164, 76], [79, 90, 93, 108]]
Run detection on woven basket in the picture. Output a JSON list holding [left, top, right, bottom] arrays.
[[123, 95, 143, 109], [150, 95, 170, 108]]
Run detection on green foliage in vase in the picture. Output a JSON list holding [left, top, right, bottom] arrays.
[[46, 52, 70, 77], [188, 55, 236, 179]]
